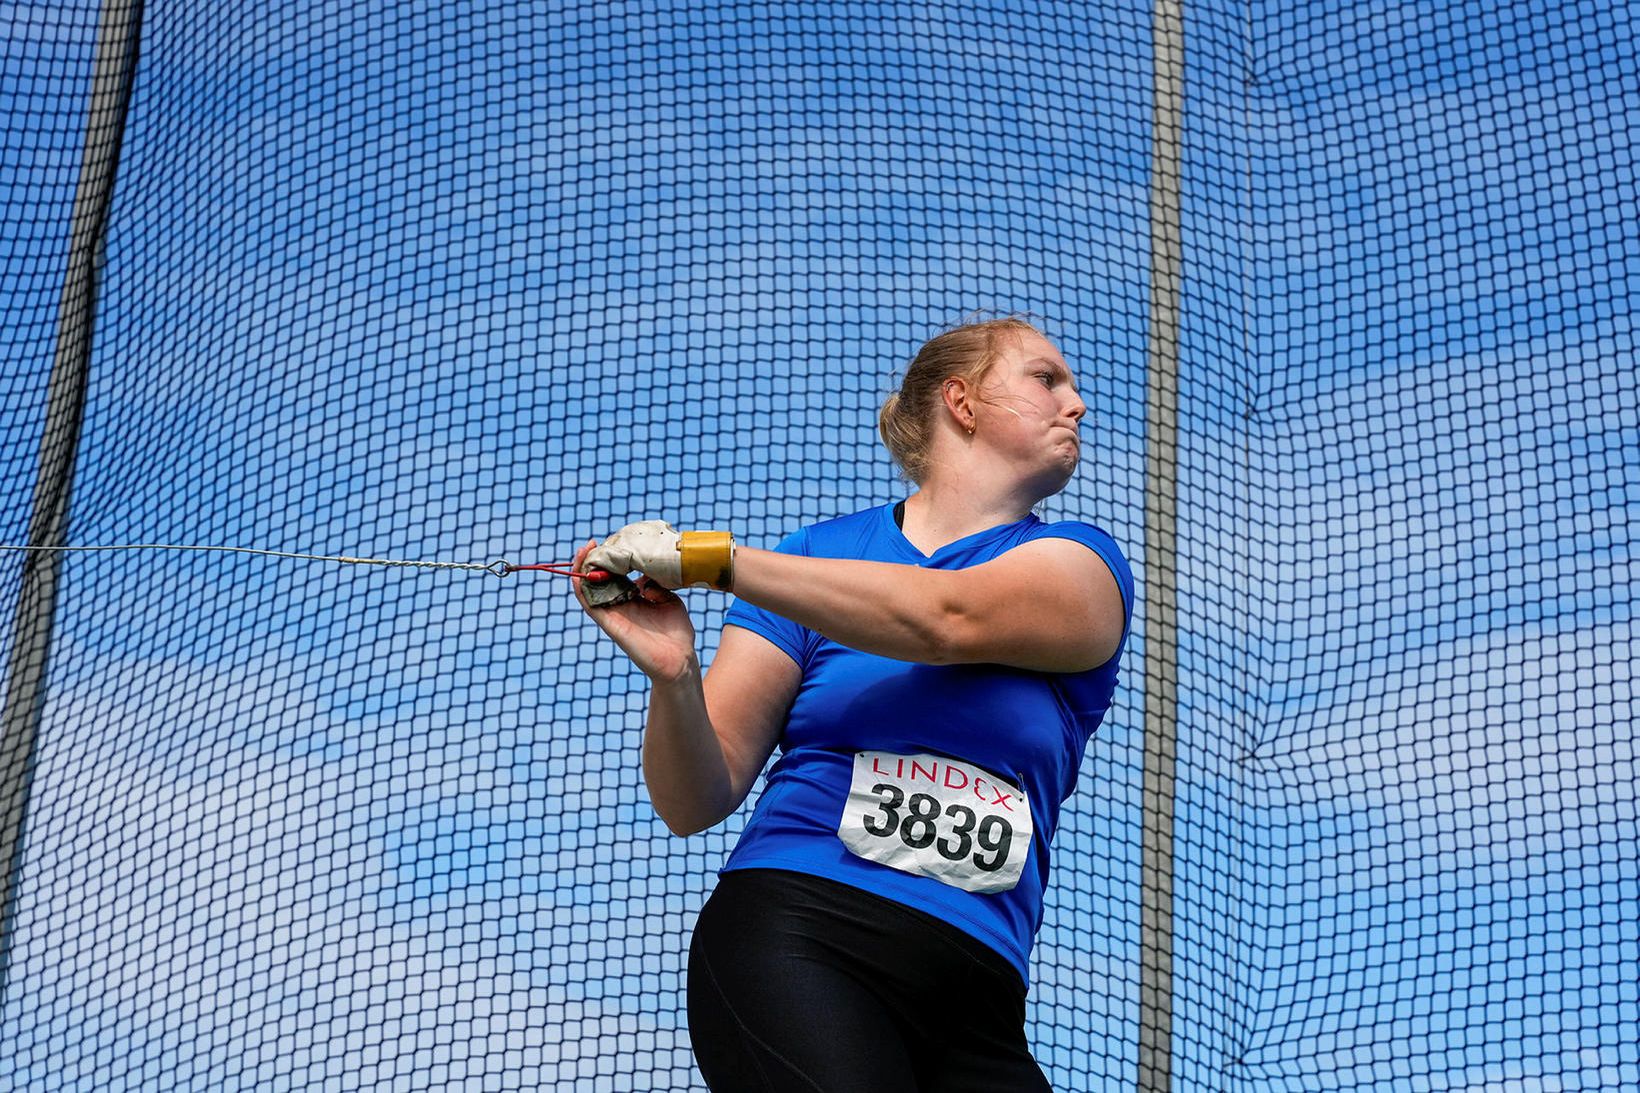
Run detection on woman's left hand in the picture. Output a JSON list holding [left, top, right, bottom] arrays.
[[585, 520, 736, 591], [585, 520, 686, 587]]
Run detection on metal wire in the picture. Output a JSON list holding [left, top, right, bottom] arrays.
[[0, 543, 517, 578]]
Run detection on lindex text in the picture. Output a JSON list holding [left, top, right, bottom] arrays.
[[868, 754, 1020, 812]]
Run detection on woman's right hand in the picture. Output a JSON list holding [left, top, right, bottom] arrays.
[[573, 538, 700, 684]]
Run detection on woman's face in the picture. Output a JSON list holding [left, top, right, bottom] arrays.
[[971, 332, 1088, 494]]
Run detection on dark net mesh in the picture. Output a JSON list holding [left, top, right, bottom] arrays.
[[1231, 2, 1637, 1089], [1, 1, 1634, 1090]]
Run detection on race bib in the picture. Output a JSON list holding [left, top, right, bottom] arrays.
[[837, 750, 1032, 894]]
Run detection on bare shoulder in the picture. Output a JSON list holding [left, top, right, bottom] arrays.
[[949, 536, 1128, 673], [1003, 535, 1125, 604]]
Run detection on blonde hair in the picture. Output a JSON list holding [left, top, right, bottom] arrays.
[[878, 314, 1045, 483]]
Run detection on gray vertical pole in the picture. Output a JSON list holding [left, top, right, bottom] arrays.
[[1140, 0, 1184, 1089], [0, 0, 145, 1000]]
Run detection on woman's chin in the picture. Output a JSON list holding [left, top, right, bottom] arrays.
[[1029, 461, 1077, 499]]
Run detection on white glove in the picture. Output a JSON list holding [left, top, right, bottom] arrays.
[[585, 520, 735, 591]]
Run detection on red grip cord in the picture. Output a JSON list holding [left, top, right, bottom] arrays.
[[506, 563, 615, 583]]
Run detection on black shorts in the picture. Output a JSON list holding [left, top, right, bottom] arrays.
[[687, 868, 1052, 1092]]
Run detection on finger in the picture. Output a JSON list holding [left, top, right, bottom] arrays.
[[635, 576, 680, 605]]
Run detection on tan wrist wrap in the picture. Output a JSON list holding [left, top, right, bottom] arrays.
[[678, 530, 735, 590]]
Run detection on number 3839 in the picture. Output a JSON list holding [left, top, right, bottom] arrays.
[[838, 749, 1031, 894], [859, 782, 1014, 872]]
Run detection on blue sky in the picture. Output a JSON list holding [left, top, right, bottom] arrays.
[[1, 1, 1635, 1090]]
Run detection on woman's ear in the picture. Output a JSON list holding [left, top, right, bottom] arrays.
[[942, 378, 976, 434]]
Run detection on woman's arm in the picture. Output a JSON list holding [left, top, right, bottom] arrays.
[[643, 626, 799, 836], [729, 537, 1126, 674], [571, 540, 797, 836]]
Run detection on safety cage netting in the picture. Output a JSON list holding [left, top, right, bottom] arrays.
[[1, 1, 1634, 1090]]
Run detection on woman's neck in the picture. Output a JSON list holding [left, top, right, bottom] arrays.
[[898, 481, 1035, 556]]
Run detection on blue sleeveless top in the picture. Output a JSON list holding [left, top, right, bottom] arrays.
[[719, 502, 1134, 986]]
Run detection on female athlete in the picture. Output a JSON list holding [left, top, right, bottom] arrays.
[[572, 316, 1134, 1091]]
